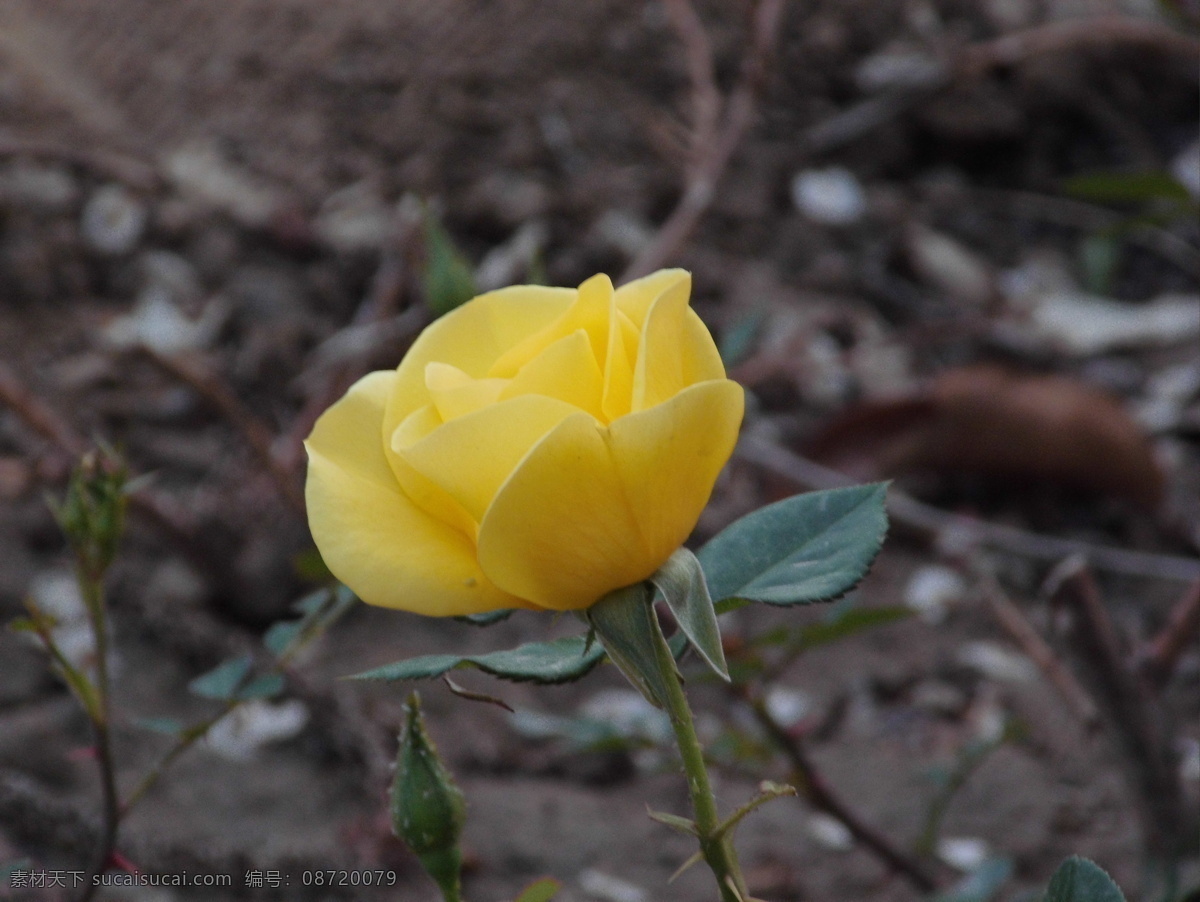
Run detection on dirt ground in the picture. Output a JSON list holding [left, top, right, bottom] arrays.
[[1, 1, 1198, 900]]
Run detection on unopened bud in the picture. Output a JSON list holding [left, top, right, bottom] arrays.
[[391, 692, 466, 901], [51, 448, 128, 581]]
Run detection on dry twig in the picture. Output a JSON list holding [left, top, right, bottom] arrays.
[[800, 15, 1200, 159], [742, 691, 941, 892], [1043, 557, 1192, 862], [622, 0, 785, 282], [958, 15, 1200, 75], [141, 348, 306, 516], [0, 361, 244, 600], [1138, 578, 1200, 689], [973, 566, 1101, 728], [737, 434, 1200, 583]]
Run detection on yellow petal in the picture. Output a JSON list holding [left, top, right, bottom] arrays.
[[615, 268, 690, 329], [680, 308, 728, 385], [388, 403, 478, 539], [425, 362, 507, 421], [306, 370, 398, 488], [499, 329, 604, 418], [305, 372, 522, 615], [601, 305, 638, 422], [385, 286, 573, 443], [489, 274, 612, 379], [400, 395, 582, 524], [631, 276, 727, 411], [630, 275, 690, 411], [477, 413, 654, 610], [608, 379, 744, 563]]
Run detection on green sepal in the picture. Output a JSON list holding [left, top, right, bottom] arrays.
[[651, 549, 728, 681], [698, 483, 888, 612], [454, 609, 515, 627], [350, 635, 605, 685], [1041, 857, 1127, 902], [586, 583, 675, 709]]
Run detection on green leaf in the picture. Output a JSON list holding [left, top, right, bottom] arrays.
[[263, 620, 304, 657], [514, 877, 562, 902], [351, 635, 605, 685], [423, 210, 476, 317], [236, 673, 285, 700], [719, 309, 766, 367], [1042, 856, 1126, 902], [188, 656, 252, 700], [454, 609, 515, 627], [135, 716, 186, 736], [266, 585, 356, 658], [2, 859, 32, 882], [1064, 170, 1192, 205], [587, 583, 675, 709], [932, 857, 1013, 902], [651, 548, 728, 680], [291, 587, 334, 617], [699, 483, 888, 611]]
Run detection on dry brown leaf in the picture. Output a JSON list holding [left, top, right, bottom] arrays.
[[807, 365, 1165, 508]]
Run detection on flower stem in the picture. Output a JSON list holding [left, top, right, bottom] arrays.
[[79, 577, 119, 902], [652, 629, 748, 902]]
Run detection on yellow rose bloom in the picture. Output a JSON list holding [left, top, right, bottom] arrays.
[[304, 269, 744, 615]]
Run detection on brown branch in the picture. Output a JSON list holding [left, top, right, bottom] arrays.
[[141, 348, 306, 516], [736, 434, 1200, 583], [1138, 578, 1200, 689], [0, 360, 86, 457], [973, 567, 1101, 729], [1043, 557, 1191, 861], [742, 691, 941, 892], [0, 361, 247, 601], [0, 133, 160, 190], [798, 15, 1200, 158], [959, 15, 1200, 76], [662, 0, 721, 171], [622, 0, 785, 282]]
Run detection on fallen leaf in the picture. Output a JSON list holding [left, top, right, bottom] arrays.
[[808, 365, 1164, 508]]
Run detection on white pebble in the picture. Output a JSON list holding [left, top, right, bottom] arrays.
[[578, 868, 648, 902], [791, 167, 866, 226], [937, 836, 990, 872], [806, 812, 854, 851], [81, 184, 146, 255], [904, 565, 966, 624]]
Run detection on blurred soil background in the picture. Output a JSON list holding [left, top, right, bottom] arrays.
[[1, 1, 1198, 900]]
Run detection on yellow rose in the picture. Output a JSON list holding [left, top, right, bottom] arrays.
[[304, 269, 744, 615]]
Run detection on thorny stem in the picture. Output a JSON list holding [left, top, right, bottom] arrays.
[[652, 628, 749, 902], [78, 577, 119, 902]]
